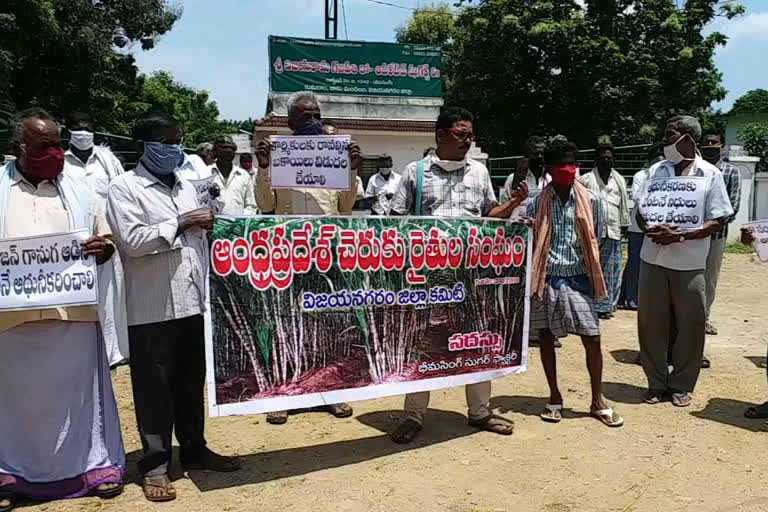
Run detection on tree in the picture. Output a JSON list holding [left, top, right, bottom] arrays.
[[0, 0, 181, 128], [140, 72, 238, 146], [738, 122, 768, 173], [731, 89, 768, 114], [395, 4, 456, 46], [401, 0, 744, 155]]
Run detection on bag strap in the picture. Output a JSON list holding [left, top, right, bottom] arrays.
[[414, 158, 424, 216]]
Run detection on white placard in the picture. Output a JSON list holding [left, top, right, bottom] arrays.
[[269, 135, 351, 190], [189, 176, 216, 208], [0, 230, 99, 312], [637, 176, 707, 230], [743, 220, 768, 262]]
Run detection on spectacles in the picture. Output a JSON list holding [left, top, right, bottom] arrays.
[[448, 129, 474, 142]]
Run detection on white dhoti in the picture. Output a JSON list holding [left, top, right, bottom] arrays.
[[98, 252, 130, 366], [0, 321, 125, 500]]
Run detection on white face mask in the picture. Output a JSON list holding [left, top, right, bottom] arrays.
[[663, 135, 694, 165], [69, 130, 94, 151], [380, 168, 392, 176], [433, 158, 466, 172]]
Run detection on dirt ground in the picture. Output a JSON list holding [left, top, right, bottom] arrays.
[[17, 253, 768, 512]]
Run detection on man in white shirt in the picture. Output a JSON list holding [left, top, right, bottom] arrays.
[[501, 135, 549, 218], [186, 142, 215, 175], [183, 136, 258, 216], [63, 112, 130, 367], [107, 111, 239, 502], [636, 116, 733, 408], [578, 142, 629, 319], [365, 156, 401, 215]]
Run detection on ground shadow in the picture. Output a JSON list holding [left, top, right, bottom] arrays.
[[691, 397, 765, 433], [489, 395, 590, 419], [134, 409, 477, 492], [609, 349, 641, 365], [601, 381, 647, 405], [744, 356, 767, 369]]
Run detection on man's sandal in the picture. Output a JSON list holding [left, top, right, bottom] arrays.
[[142, 475, 176, 502], [590, 407, 624, 427], [540, 403, 563, 423], [0, 492, 16, 512], [468, 414, 514, 435], [745, 402, 768, 419], [92, 482, 124, 499], [671, 393, 692, 408], [266, 410, 289, 425], [325, 403, 354, 418], [390, 418, 422, 444]]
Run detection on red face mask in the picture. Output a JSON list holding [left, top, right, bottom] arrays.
[[21, 146, 65, 180], [550, 164, 578, 186], [241, 161, 253, 171]]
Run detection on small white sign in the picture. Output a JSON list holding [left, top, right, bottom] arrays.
[[637, 176, 707, 230], [269, 135, 351, 190], [189, 176, 217, 208], [0, 230, 99, 312], [743, 220, 768, 262]]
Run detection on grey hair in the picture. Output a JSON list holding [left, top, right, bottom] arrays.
[[196, 142, 214, 152], [667, 115, 702, 141], [287, 91, 321, 120]]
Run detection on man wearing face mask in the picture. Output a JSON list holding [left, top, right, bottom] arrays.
[[254, 91, 361, 216], [365, 156, 400, 215], [502, 135, 550, 217], [699, 131, 741, 344], [578, 141, 629, 320], [525, 137, 623, 428], [240, 153, 255, 175], [63, 112, 130, 368], [636, 116, 733, 408], [387, 107, 527, 444], [107, 111, 240, 503], [0, 109, 125, 509]]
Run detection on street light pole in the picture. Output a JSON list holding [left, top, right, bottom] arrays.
[[325, 0, 338, 40]]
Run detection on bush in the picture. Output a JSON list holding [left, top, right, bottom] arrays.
[[737, 122, 768, 173]]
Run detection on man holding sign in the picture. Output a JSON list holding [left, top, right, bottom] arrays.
[[636, 115, 733, 408], [0, 109, 125, 509], [254, 91, 359, 424]]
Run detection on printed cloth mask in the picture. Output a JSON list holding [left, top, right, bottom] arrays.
[[142, 142, 183, 176], [293, 118, 324, 136], [550, 164, 578, 186], [22, 146, 65, 180], [663, 135, 695, 165], [69, 130, 94, 151]]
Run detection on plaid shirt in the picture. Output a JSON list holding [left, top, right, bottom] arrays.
[[390, 154, 498, 218], [526, 186, 605, 277], [713, 159, 741, 240]]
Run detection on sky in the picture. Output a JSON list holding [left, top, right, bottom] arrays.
[[131, 0, 768, 121]]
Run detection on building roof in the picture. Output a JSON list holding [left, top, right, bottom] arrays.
[[254, 113, 435, 133]]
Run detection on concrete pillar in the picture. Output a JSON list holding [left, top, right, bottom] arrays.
[[728, 155, 760, 241]]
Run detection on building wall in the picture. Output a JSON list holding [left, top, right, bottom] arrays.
[[353, 132, 434, 177], [726, 113, 768, 149]]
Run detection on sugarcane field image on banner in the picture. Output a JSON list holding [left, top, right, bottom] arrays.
[[205, 215, 531, 417]]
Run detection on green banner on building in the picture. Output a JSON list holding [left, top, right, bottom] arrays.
[[268, 36, 442, 98]]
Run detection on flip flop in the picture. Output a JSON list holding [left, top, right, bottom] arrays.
[[0, 492, 16, 512], [540, 403, 563, 423], [468, 414, 514, 435], [267, 410, 289, 425], [325, 403, 354, 418], [745, 402, 768, 419], [390, 418, 422, 444], [591, 407, 624, 427], [671, 393, 692, 408], [142, 475, 176, 503], [92, 482, 124, 499]]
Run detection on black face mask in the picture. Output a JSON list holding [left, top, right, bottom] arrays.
[[597, 158, 613, 171], [700, 146, 721, 163], [528, 156, 543, 173]]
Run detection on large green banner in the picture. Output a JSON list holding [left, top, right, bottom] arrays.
[[268, 36, 442, 98], [205, 216, 530, 417]]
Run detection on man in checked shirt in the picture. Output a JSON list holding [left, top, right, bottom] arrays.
[[387, 107, 528, 443], [698, 129, 741, 366]]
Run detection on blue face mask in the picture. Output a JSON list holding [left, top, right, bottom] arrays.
[[142, 141, 183, 176], [293, 118, 324, 136]]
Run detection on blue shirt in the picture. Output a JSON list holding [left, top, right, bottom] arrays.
[[527, 186, 605, 277]]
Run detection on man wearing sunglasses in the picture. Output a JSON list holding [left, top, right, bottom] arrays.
[[698, 131, 741, 350]]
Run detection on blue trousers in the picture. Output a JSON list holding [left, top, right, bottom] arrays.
[[619, 232, 644, 308]]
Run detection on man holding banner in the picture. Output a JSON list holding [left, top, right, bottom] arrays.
[[0, 109, 125, 509], [387, 107, 527, 443], [636, 115, 733, 408]]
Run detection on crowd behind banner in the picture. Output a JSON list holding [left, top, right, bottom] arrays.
[[0, 91, 766, 509]]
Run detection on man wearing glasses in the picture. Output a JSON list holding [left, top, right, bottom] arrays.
[[388, 107, 528, 444], [698, 130, 741, 360]]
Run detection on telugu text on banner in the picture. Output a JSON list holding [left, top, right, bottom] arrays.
[[743, 220, 768, 262], [0, 229, 99, 312], [205, 216, 531, 417]]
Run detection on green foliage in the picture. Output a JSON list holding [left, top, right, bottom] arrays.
[[724, 241, 754, 255], [731, 89, 768, 114], [401, 0, 743, 155], [738, 122, 768, 173], [0, 0, 181, 129], [395, 3, 456, 46]]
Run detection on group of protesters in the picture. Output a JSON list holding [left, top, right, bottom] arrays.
[[0, 90, 765, 510]]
